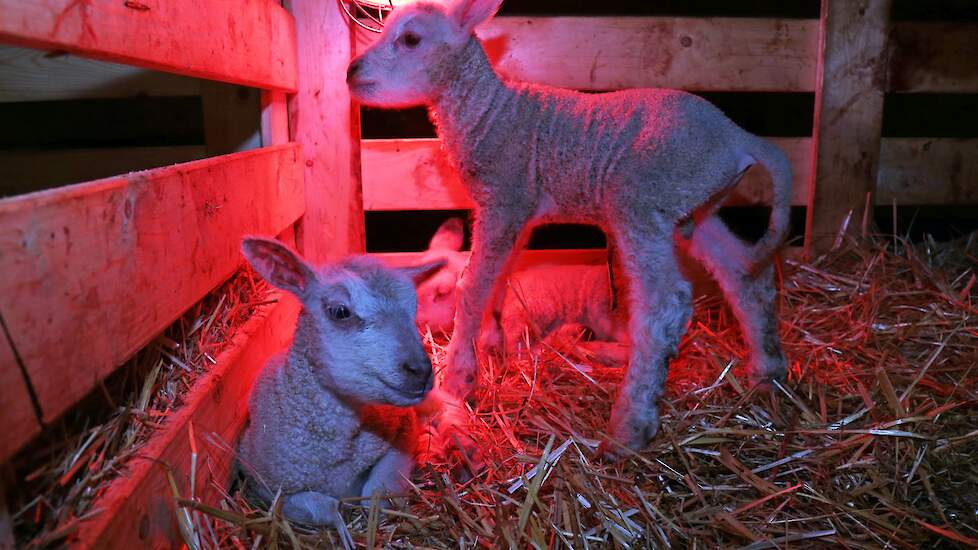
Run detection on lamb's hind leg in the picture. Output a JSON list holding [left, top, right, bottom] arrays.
[[605, 227, 692, 456], [687, 215, 787, 382]]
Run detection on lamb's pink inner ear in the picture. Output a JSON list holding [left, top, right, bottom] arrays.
[[242, 238, 310, 295], [451, 0, 502, 32]]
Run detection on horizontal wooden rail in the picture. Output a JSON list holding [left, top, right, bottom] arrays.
[[0, 0, 297, 92], [1, 146, 207, 198], [0, 45, 201, 103], [356, 17, 975, 94], [361, 137, 809, 210], [357, 17, 977, 93], [0, 145, 304, 444], [375, 248, 609, 269], [75, 295, 301, 549], [357, 16, 817, 92], [362, 137, 978, 212]]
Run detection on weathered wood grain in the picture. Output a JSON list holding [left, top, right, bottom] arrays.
[[289, 0, 365, 263], [0, 146, 207, 198], [0, 318, 41, 464], [0, 0, 297, 92], [0, 45, 200, 102], [804, 0, 892, 254], [0, 145, 304, 430], [356, 16, 818, 92], [73, 295, 301, 549]]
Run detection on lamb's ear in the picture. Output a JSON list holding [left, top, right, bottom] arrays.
[[449, 0, 503, 33], [241, 237, 315, 297], [398, 259, 447, 286], [428, 217, 465, 251]]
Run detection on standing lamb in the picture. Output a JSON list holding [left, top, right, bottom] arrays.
[[347, 0, 790, 456], [415, 218, 628, 358], [236, 237, 442, 534]]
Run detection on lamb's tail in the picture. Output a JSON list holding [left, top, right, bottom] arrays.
[[744, 135, 792, 272]]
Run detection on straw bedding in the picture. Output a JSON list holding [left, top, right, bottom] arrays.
[[11, 234, 978, 548]]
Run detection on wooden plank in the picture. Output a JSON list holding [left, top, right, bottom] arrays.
[[0, 45, 200, 102], [0, 0, 297, 92], [74, 295, 301, 549], [0, 146, 207, 198], [289, 0, 365, 264], [357, 17, 818, 92], [0, 145, 304, 429], [0, 317, 40, 463], [202, 82, 262, 156], [375, 249, 609, 269], [877, 139, 978, 205], [889, 22, 978, 93], [360, 138, 811, 211], [804, 0, 892, 255]]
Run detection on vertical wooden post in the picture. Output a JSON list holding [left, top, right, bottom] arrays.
[[261, 91, 290, 147], [285, 0, 365, 264], [804, 0, 892, 256]]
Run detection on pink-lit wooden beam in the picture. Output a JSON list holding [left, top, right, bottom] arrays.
[[804, 0, 892, 255], [0, 0, 298, 92], [0, 145, 304, 437]]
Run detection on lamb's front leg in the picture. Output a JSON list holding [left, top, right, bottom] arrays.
[[360, 447, 413, 500], [604, 229, 693, 458], [442, 211, 526, 398]]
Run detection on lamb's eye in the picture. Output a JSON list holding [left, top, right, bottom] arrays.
[[327, 304, 352, 321], [400, 32, 421, 48]]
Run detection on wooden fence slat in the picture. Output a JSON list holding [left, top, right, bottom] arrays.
[[360, 138, 811, 211], [0, 145, 304, 431], [889, 22, 978, 93], [290, 0, 365, 264], [878, 139, 978, 205], [0, 320, 40, 464], [356, 16, 818, 92], [804, 0, 892, 254], [74, 295, 301, 549], [0, 146, 207, 198], [0, 0, 297, 92], [0, 45, 201, 103], [363, 136, 977, 213]]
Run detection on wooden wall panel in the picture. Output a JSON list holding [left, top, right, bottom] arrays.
[[74, 296, 301, 549], [0, 0, 297, 92], [0, 145, 304, 433]]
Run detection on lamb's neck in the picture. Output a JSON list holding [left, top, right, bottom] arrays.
[[283, 322, 362, 424], [430, 38, 517, 153]]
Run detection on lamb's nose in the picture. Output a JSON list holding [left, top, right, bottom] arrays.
[[346, 59, 362, 83], [401, 359, 433, 388]]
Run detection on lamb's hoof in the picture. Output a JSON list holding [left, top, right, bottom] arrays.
[[750, 353, 787, 389], [603, 408, 660, 461]]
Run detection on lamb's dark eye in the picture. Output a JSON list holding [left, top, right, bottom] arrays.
[[400, 32, 421, 48], [327, 304, 351, 321]]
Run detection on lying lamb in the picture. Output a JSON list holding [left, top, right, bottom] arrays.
[[415, 218, 628, 360], [348, 0, 790, 456], [236, 237, 442, 534]]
